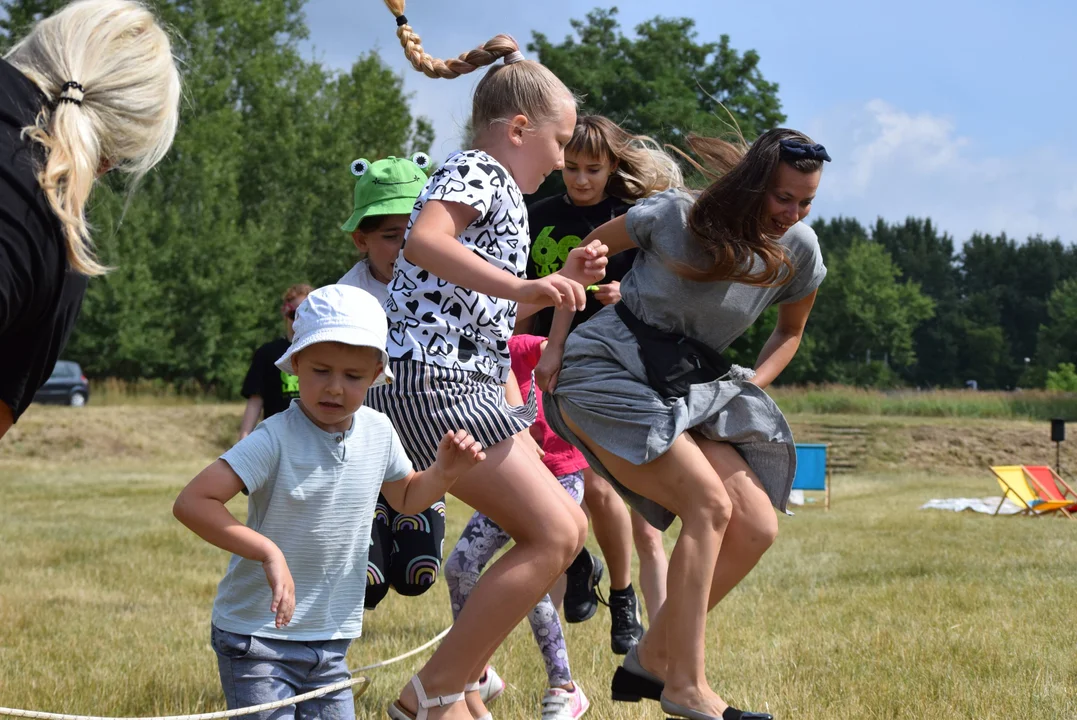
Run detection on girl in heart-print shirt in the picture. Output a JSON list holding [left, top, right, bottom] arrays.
[[385, 148, 531, 381], [368, 4, 609, 719]]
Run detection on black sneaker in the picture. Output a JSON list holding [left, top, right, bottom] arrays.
[[563, 549, 604, 623], [609, 585, 644, 655]]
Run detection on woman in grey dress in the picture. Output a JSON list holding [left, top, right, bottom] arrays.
[[537, 128, 830, 720]]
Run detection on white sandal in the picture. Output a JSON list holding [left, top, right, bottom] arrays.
[[387, 675, 467, 720], [465, 680, 493, 720]]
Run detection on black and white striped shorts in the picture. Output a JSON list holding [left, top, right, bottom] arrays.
[[366, 360, 537, 471]]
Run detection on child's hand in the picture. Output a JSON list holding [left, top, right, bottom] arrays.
[[262, 550, 295, 629], [535, 348, 562, 394], [434, 429, 487, 480], [592, 280, 622, 306], [518, 275, 587, 311], [562, 239, 609, 286]]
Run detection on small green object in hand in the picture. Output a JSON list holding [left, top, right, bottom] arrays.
[[586, 285, 600, 292]]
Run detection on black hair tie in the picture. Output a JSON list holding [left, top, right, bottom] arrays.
[[779, 139, 831, 163], [395, 14, 408, 26], [56, 80, 85, 107]]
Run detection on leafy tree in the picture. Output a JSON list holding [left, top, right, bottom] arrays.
[[1046, 363, 1077, 393], [812, 216, 870, 258], [0, 0, 64, 52], [870, 217, 963, 387], [807, 239, 935, 384], [529, 7, 784, 152], [1034, 278, 1077, 380], [959, 322, 1009, 390]]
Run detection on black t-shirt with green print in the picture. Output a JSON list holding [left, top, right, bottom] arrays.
[[241, 337, 300, 420], [525, 193, 636, 337]]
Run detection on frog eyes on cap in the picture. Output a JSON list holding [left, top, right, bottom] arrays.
[[350, 159, 370, 177]]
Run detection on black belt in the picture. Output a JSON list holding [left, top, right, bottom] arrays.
[[614, 301, 731, 399]]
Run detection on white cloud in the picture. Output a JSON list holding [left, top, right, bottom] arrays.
[[806, 100, 1076, 243]]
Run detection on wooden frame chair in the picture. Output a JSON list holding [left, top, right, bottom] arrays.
[[989, 465, 1073, 519], [1023, 465, 1077, 513]]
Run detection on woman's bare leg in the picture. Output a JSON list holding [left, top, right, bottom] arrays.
[[562, 415, 733, 717], [634, 440, 779, 680]]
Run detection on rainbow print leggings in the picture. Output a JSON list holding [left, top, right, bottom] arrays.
[[364, 494, 447, 609]]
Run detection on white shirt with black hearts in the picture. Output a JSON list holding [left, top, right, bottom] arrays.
[[384, 150, 528, 384]]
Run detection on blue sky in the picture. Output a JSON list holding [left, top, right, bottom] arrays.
[[306, 1, 1077, 244]]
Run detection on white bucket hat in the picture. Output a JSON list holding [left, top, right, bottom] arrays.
[[275, 284, 394, 386]]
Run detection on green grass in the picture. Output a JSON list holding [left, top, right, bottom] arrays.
[[88, 378, 227, 407], [1, 452, 1076, 718], [66, 378, 1077, 418], [770, 385, 1077, 420]]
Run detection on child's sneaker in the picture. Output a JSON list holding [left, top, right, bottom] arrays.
[[477, 665, 505, 704], [540, 684, 589, 720], [608, 585, 644, 655], [563, 549, 604, 623]]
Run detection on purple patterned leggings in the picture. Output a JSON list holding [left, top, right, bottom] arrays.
[[443, 470, 585, 688]]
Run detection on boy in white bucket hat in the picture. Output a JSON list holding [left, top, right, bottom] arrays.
[[174, 284, 486, 720]]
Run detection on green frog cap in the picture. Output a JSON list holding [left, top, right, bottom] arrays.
[[340, 153, 432, 233]]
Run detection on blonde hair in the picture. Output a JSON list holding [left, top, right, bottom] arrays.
[[5, 0, 181, 277], [567, 115, 683, 201], [384, 0, 574, 144], [282, 284, 313, 305]]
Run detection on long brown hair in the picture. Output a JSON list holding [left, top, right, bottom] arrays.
[[384, 0, 573, 144], [676, 128, 825, 286], [567, 115, 682, 201]]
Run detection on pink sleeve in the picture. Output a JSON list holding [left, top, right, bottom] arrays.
[[508, 334, 545, 375]]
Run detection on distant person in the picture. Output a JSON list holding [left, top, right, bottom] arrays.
[[174, 284, 486, 720], [238, 284, 312, 441], [0, 0, 181, 441]]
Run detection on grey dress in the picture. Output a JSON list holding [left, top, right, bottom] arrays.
[[544, 189, 827, 530]]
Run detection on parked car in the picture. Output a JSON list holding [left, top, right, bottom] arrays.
[[33, 360, 91, 407]]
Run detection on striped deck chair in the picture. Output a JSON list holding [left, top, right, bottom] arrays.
[[1023, 465, 1077, 514], [990, 465, 1074, 518]]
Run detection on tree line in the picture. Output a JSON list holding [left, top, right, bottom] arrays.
[[1, 2, 1071, 394]]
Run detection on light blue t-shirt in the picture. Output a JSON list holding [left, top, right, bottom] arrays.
[[212, 401, 412, 641]]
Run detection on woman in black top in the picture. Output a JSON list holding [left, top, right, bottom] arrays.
[[518, 115, 682, 655], [0, 0, 181, 439]]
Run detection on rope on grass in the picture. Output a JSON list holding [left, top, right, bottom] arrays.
[[0, 626, 452, 720]]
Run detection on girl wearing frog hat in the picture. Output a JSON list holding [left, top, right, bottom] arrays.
[[339, 153, 451, 612]]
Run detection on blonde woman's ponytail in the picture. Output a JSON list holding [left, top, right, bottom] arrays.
[[6, 0, 181, 276]]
